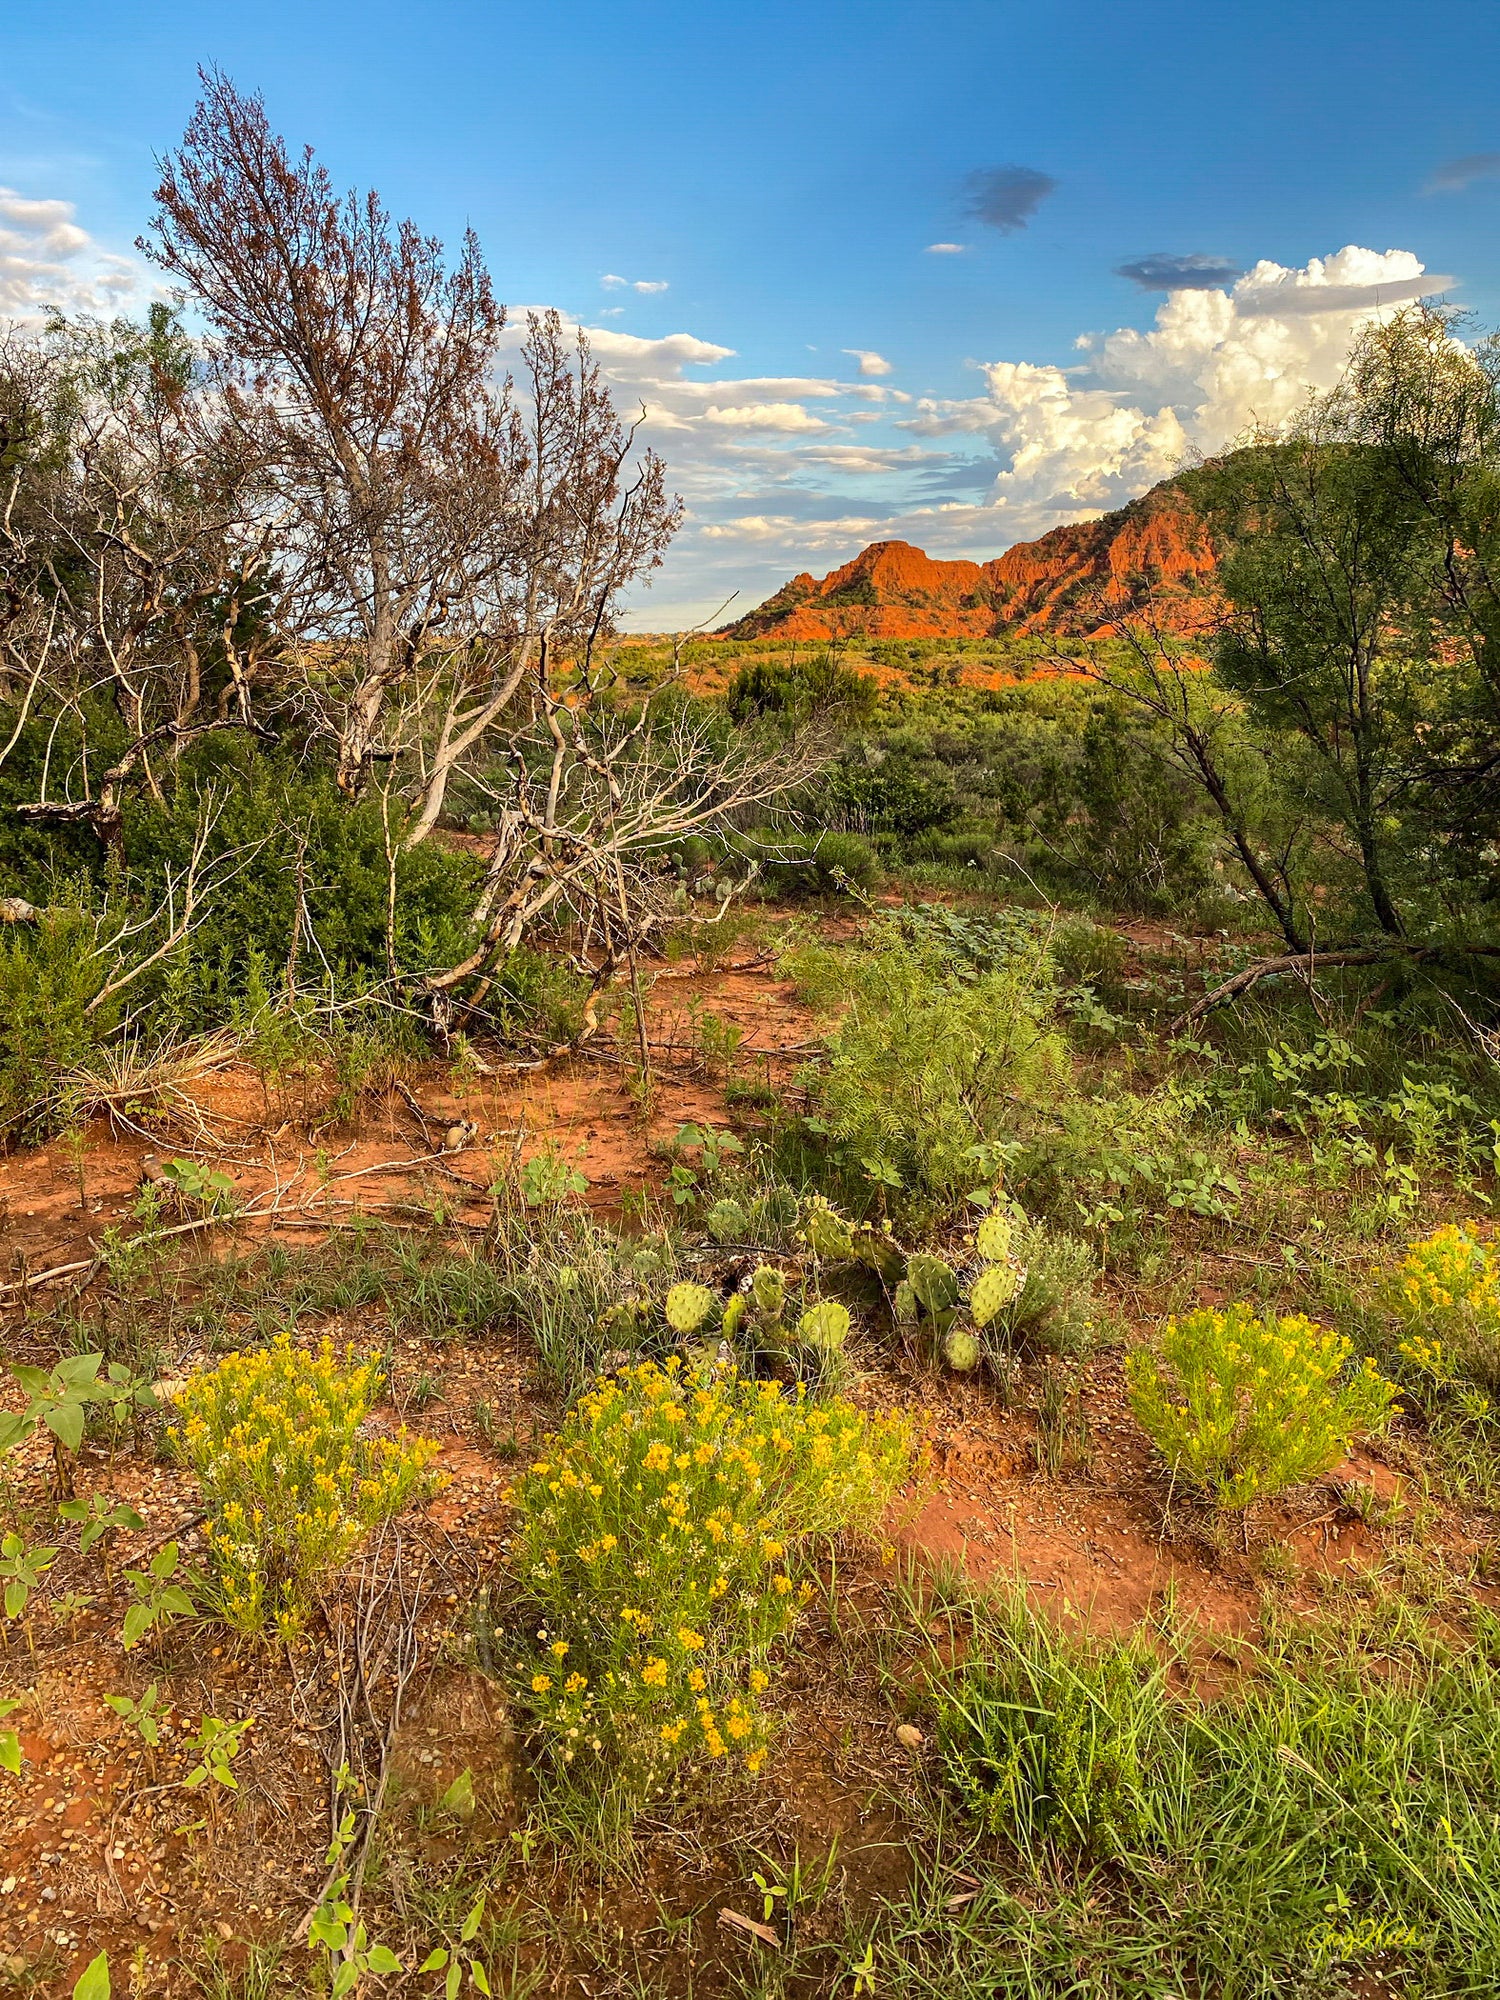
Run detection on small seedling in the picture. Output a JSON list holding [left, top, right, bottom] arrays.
[[59, 1493, 146, 1560], [309, 1808, 404, 1994], [418, 1893, 493, 1996], [0, 1694, 27, 1774], [105, 1682, 168, 1746], [751, 1872, 788, 1927], [1, 1531, 59, 1622], [519, 1143, 589, 1206], [120, 1542, 196, 1651], [183, 1712, 255, 1789]]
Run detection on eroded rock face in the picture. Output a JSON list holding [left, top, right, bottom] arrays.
[[722, 479, 1217, 642]]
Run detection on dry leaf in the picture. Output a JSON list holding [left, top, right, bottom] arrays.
[[718, 1908, 781, 1948]]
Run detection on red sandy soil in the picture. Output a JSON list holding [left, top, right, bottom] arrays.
[[0, 940, 1487, 1993]]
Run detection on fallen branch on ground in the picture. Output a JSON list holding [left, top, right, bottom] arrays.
[[1173, 940, 1500, 1032]]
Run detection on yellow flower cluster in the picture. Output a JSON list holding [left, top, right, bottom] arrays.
[[1388, 1223, 1500, 1412], [1127, 1303, 1398, 1510], [509, 1357, 909, 1788], [170, 1333, 441, 1638]]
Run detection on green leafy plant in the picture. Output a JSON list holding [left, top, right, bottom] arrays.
[[183, 1712, 256, 1789], [133, 1155, 237, 1223], [309, 1808, 403, 1995], [418, 1894, 493, 1996], [1127, 1305, 1399, 1509], [1, 1530, 59, 1623], [72, 1952, 111, 1999], [120, 1541, 197, 1650], [519, 1142, 590, 1206], [104, 1682, 168, 1746], [0, 1693, 27, 1775], [59, 1493, 146, 1560]]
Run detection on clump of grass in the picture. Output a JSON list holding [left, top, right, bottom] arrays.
[[1127, 1303, 1398, 1508], [506, 1358, 911, 1796], [170, 1334, 442, 1637], [922, 1592, 1500, 1996]]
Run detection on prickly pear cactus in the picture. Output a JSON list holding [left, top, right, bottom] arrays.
[[796, 1301, 851, 1350], [804, 1200, 856, 1263], [852, 1229, 907, 1286], [664, 1282, 717, 1334], [907, 1254, 960, 1316], [721, 1293, 748, 1343], [706, 1198, 749, 1244], [976, 1211, 1014, 1264], [893, 1279, 918, 1323], [943, 1327, 982, 1372], [750, 1265, 788, 1317], [970, 1261, 1020, 1326]]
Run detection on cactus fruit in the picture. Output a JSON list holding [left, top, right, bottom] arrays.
[[665, 1282, 717, 1334], [943, 1328, 982, 1372], [797, 1301, 851, 1350], [970, 1262, 1020, 1326], [976, 1212, 1014, 1264]]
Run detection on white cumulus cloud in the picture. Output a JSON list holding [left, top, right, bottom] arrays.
[[843, 348, 893, 376], [601, 272, 669, 293], [904, 244, 1455, 537], [0, 186, 141, 323]]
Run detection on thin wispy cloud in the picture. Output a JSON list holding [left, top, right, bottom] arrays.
[[601, 272, 670, 293], [1116, 252, 1243, 291], [0, 185, 141, 321], [1425, 152, 1500, 193], [963, 164, 1056, 234], [925, 241, 967, 254]]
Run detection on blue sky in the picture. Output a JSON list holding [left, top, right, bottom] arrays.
[[4, 0, 1498, 624]]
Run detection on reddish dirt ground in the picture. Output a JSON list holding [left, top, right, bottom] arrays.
[[0, 940, 1488, 1993]]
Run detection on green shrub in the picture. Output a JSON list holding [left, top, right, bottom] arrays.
[[786, 921, 1069, 1222], [1127, 1304, 1398, 1508], [750, 828, 880, 899], [0, 907, 114, 1134], [507, 1359, 910, 1794], [724, 654, 878, 727]]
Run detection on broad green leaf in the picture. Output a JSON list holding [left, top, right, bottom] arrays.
[[4, 1580, 26, 1620], [331, 1964, 358, 1999], [56, 1353, 104, 1385], [149, 1543, 179, 1578], [121, 1603, 152, 1650], [10, 1364, 50, 1395], [366, 1946, 402, 1973], [460, 1896, 485, 1944], [72, 1951, 111, 1999], [0, 1412, 33, 1451], [471, 1961, 492, 1995], [445, 1965, 462, 2000], [0, 1729, 21, 1775], [419, 1948, 449, 1972], [157, 1587, 196, 1618], [44, 1403, 86, 1453]]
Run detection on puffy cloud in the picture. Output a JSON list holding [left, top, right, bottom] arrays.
[[1426, 152, 1500, 194], [1116, 252, 1243, 291], [699, 401, 833, 433], [0, 186, 141, 322], [843, 348, 893, 376], [963, 164, 1056, 234], [903, 244, 1454, 539]]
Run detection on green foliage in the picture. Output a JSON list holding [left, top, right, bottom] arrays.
[[725, 653, 878, 728], [120, 1541, 197, 1650], [0, 1351, 152, 1462], [787, 918, 1069, 1222], [519, 1143, 590, 1206], [1, 1531, 58, 1621], [104, 1683, 167, 1746], [1127, 1303, 1399, 1508], [58, 1493, 145, 1558], [925, 1594, 1500, 1997], [0, 906, 114, 1132], [0, 1694, 26, 1776]]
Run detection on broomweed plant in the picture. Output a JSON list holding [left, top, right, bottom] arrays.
[[1127, 1305, 1398, 1509], [508, 1358, 910, 1791], [170, 1335, 441, 1638], [1389, 1223, 1500, 1403]]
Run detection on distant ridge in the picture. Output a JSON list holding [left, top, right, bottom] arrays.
[[720, 476, 1216, 642]]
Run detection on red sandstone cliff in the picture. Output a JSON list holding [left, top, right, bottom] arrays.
[[722, 478, 1216, 642]]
